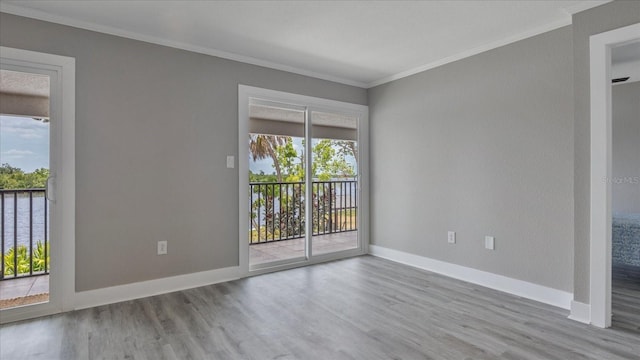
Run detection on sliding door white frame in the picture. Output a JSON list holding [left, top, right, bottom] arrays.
[[0, 47, 75, 324], [238, 85, 368, 277]]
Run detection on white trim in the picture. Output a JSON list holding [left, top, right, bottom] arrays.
[[569, 301, 591, 324], [369, 245, 572, 310], [0, 46, 75, 324], [248, 248, 364, 277], [304, 106, 313, 260], [238, 85, 369, 276], [0, 3, 367, 88], [589, 22, 640, 329], [238, 87, 251, 278], [74, 266, 240, 310], [239, 86, 369, 116], [366, 17, 572, 88], [357, 105, 370, 257]]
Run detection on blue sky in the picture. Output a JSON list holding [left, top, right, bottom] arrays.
[[0, 115, 49, 172], [251, 156, 279, 174]]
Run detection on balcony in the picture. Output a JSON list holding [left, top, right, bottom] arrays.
[[249, 180, 358, 265], [0, 189, 50, 309]]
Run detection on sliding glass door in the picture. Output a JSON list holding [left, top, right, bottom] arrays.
[[248, 100, 308, 267], [240, 86, 367, 273], [310, 110, 359, 256]]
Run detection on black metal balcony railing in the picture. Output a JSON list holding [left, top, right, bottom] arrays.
[[250, 180, 357, 244], [0, 189, 49, 281]]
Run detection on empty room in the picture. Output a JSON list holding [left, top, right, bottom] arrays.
[[0, 1, 639, 359]]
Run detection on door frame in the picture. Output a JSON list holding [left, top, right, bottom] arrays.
[[0, 47, 75, 323], [589, 22, 640, 328], [238, 85, 369, 277]]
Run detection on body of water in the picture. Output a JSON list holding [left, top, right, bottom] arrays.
[[1, 193, 49, 252]]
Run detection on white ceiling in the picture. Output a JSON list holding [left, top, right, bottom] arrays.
[[0, 0, 610, 88]]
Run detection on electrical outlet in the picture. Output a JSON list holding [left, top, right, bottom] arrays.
[[485, 236, 495, 250], [448, 231, 456, 244], [157, 240, 168, 255]]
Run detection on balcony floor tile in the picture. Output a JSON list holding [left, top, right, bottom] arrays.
[[0, 275, 49, 309], [250, 232, 357, 265]]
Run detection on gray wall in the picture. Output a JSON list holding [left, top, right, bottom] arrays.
[[572, 0, 640, 303], [369, 27, 574, 291], [0, 13, 367, 291], [613, 82, 640, 215]]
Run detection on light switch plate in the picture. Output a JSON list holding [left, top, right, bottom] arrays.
[[157, 240, 168, 255], [226, 155, 235, 168], [448, 231, 456, 244], [485, 236, 495, 250]]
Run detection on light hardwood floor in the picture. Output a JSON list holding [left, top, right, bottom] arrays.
[[612, 264, 640, 334], [1, 256, 638, 359]]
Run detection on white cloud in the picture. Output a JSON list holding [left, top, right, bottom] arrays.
[[1, 149, 35, 160], [19, 132, 43, 139], [2, 126, 43, 139], [3, 149, 35, 156], [1, 117, 46, 139]]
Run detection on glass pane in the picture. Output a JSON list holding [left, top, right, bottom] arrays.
[[0, 70, 51, 308], [248, 101, 307, 266], [310, 111, 358, 256]]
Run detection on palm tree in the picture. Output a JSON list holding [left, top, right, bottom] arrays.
[[337, 140, 358, 166], [249, 134, 287, 182]]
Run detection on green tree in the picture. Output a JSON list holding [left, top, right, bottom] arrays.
[[0, 163, 21, 174], [0, 164, 49, 189], [277, 138, 304, 182], [312, 139, 355, 180], [249, 136, 356, 182], [249, 135, 287, 182], [249, 170, 277, 183]]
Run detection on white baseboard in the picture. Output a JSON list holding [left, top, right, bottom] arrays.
[[74, 266, 240, 310], [369, 245, 572, 310], [568, 300, 591, 324]]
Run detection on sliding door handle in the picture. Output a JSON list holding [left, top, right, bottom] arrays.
[[46, 176, 55, 202]]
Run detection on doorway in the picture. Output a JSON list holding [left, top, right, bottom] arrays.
[[239, 86, 368, 275], [610, 40, 640, 332], [0, 47, 75, 323], [589, 22, 640, 328]]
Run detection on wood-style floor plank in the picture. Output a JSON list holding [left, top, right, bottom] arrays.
[[1, 256, 638, 359]]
